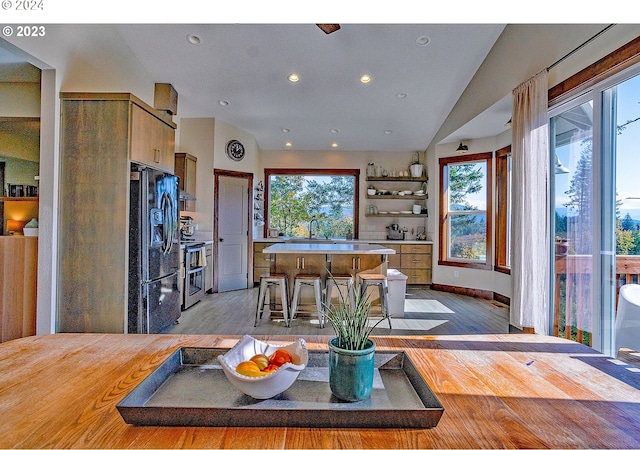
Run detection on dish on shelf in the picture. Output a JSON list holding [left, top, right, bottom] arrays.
[[390, 211, 400, 214], [377, 190, 390, 195], [413, 190, 424, 195], [379, 211, 388, 214], [402, 190, 413, 195], [400, 211, 412, 214], [415, 193, 426, 196]]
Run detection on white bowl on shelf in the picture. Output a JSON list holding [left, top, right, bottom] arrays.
[[217, 335, 308, 399], [23, 228, 38, 236], [400, 210, 412, 214], [367, 189, 376, 195]]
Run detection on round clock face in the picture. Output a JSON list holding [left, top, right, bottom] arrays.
[[226, 139, 245, 161]]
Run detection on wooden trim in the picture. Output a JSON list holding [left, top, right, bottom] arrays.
[[549, 35, 640, 106], [431, 283, 493, 300], [438, 152, 493, 270], [263, 168, 360, 239], [493, 292, 510, 306], [495, 145, 511, 273], [213, 169, 254, 294]]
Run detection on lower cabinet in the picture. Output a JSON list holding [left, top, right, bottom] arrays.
[[205, 243, 213, 293], [384, 243, 432, 285], [253, 243, 274, 286]]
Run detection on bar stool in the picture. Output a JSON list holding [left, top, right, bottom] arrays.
[[358, 273, 393, 328], [325, 274, 355, 310], [291, 273, 324, 328], [255, 273, 290, 327]]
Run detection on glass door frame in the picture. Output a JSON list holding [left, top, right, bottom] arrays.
[[548, 62, 640, 356]]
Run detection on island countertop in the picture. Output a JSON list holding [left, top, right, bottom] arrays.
[[2, 333, 640, 448], [263, 242, 395, 254]]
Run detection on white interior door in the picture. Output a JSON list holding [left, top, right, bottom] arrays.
[[217, 175, 249, 292]]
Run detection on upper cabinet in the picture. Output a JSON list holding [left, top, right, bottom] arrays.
[[130, 103, 176, 173], [174, 152, 197, 211]]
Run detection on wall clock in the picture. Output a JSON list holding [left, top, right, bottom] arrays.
[[226, 139, 245, 161]]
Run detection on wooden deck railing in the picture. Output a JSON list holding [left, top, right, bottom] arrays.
[[554, 255, 640, 345]]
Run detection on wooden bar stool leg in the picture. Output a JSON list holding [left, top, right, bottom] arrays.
[[379, 280, 392, 329], [313, 279, 324, 328], [255, 278, 267, 327], [281, 278, 290, 327]]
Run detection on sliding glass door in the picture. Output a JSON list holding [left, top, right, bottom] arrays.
[[549, 65, 640, 356]]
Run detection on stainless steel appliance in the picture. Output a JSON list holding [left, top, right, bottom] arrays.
[[180, 216, 195, 240], [183, 242, 206, 309], [386, 223, 406, 240], [128, 163, 181, 333]]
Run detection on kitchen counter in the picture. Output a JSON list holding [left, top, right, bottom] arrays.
[[254, 237, 433, 244], [2, 333, 640, 448], [263, 242, 395, 254]]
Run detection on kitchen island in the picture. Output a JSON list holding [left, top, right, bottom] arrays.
[[2, 333, 640, 448]]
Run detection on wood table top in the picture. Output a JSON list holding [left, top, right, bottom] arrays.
[[1, 333, 640, 448]]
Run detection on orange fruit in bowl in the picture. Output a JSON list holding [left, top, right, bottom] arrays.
[[262, 363, 280, 373], [235, 360, 266, 377], [268, 349, 293, 367], [250, 354, 270, 371]]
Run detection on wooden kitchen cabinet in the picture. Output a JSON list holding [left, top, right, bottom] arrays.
[[130, 103, 175, 172], [253, 242, 274, 285], [381, 242, 432, 285], [174, 153, 197, 211], [58, 92, 177, 333], [330, 254, 385, 277], [205, 243, 213, 293]]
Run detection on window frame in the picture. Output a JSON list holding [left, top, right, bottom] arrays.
[[263, 168, 360, 239], [438, 152, 493, 270], [495, 145, 512, 274]]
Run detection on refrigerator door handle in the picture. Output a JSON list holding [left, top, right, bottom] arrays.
[[160, 192, 175, 255]]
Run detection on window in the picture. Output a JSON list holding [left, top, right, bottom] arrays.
[[264, 168, 359, 239], [439, 152, 493, 269], [495, 146, 512, 273]]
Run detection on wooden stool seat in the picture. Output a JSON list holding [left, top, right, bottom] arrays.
[[358, 273, 392, 328], [291, 273, 324, 328], [255, 273, 290, 327]]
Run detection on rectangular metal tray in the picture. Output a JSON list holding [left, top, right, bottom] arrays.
[[117, 347, 444, 428]]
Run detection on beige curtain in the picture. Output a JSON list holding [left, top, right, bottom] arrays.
[[511, 70, 550, 334]]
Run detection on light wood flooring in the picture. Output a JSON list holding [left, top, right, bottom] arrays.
[[167, 286, 511, 336]]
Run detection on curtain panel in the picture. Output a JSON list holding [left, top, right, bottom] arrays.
[[510, 70, 550, 334]]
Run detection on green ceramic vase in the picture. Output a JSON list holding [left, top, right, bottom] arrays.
[[328, 337, 376, 402]]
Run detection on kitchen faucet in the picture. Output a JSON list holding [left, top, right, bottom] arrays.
[[308, 217, 319, 239]]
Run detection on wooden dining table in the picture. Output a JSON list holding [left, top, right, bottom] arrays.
[[2, 332, 640, 448]]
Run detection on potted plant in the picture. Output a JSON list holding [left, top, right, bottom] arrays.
[[323, 275, 386, 401]]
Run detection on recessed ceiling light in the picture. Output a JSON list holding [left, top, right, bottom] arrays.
[[331, 142, 338, 148], [288, 73, 300, 83], [396, 93, 407, 99], [360, 75, 371, 84], [187, 34, 201, 45], [330, 128, 340, 134], [285, 142, 292, 147], [218, 100, 229, 106], [416, 36, 430, 46], [281, 128, 291, 133], [384, 130, 393, 135]]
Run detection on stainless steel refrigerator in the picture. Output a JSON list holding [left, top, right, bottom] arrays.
[[128, 163, 181, 333]]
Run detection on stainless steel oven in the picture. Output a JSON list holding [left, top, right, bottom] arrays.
[[183, 242, 206, 309]]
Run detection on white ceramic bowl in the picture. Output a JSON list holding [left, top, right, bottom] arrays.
[[367, 189, 376, 195], [217, 335, 308, 399], [23, 228, 38, 236]]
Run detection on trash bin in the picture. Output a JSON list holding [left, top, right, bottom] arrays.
[[386, 269, 407, 318]]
